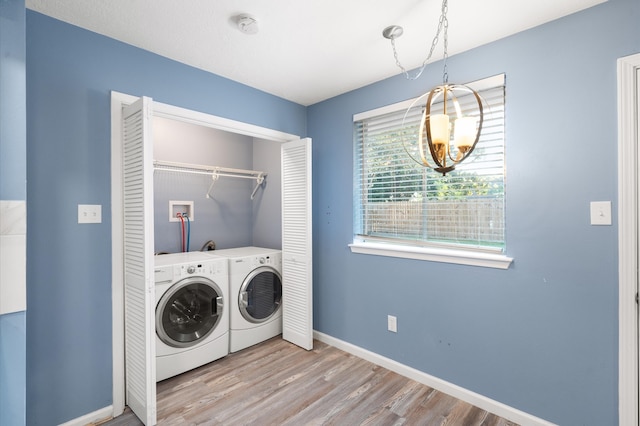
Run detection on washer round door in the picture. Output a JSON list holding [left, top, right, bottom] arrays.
[[156, 276, 224, 348], [239, 266, 282, 323]]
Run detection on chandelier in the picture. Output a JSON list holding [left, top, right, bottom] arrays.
[[382, 0, 484, 176]]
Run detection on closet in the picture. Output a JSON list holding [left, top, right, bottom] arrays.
[[112, 93, 312, 425], [151, 117, 279, 253]]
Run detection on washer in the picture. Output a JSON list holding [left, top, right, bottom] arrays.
[[210, 247, 282, 353], [154, 252, 229, 381]]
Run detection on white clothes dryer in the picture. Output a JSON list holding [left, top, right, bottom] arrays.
[[210, 247, 282, 353], [154, 252, 229, 381]]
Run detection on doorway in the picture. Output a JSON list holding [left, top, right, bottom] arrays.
[[618, 52, 640, 426], [110, 92, 311, 422]]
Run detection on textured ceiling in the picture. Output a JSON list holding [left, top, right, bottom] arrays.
[[26, 0, 606, 105]]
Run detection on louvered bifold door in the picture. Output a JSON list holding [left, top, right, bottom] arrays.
[[281, 138, 313, 350], [122, 97, 157, 425]]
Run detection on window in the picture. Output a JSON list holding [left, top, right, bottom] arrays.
[[351, 74, 512, 269]]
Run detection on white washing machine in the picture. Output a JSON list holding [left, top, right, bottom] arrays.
[[154, 252, 229, 381], [210, 247, 282, 353]]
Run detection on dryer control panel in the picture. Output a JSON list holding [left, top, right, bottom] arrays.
[[251, 254, 282, 267]]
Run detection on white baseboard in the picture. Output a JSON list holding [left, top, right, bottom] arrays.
[[58, 405, 113, 426], [314, 331, 556, 426]]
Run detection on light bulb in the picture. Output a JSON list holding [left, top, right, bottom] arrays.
[[430, 114, 450, 146], [453, 116, 477, 148]]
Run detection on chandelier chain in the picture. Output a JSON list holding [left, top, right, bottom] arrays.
[[441, 0, 449, 83], [389, 0, 449, 81]]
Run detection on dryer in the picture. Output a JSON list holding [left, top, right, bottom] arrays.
[[154, 252, 229, 381], [210, 247, 282, 353]]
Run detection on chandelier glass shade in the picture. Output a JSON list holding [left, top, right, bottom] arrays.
[[402, 83, 484, 176]]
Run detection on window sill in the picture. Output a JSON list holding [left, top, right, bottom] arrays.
[[349, 241, 513, 270]]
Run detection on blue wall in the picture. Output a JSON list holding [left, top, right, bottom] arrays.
[[307, 0, 638, 425], [152, 118, 255, 253], [26, 11, 305, 425], [0, 312, 26, 425], [0, 0, 26, 425], [23, 0, 640, 425], [0, 0, 26, 200]]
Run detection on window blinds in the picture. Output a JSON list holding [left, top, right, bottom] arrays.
[[354, 75, 506, 251]]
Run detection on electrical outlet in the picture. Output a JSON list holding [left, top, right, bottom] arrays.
[[78, 204, 102, 224], [387, 315, 397, 333]]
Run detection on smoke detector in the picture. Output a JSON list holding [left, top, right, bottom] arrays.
[[237, 14, 259, 35]]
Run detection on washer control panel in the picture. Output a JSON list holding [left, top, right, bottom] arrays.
[[155, 253, 227, 285], [154, 266, 173, 284], [176, 262, 207, 277]]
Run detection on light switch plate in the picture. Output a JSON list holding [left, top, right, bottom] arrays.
[[387, 315, 397, 333], [590, 201, 611, 225], [78, 204, 102, 224]]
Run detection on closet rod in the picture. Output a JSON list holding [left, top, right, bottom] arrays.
[[153, 160, 267, 200], [153, 160, 267, 180]]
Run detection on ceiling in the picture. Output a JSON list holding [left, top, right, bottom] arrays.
[[26, 0, 605, 106]]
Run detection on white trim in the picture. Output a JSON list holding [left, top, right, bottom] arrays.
[[111, 92, 298, 141], [349, 241, 513, 269], [313, 331, 555, 426], [58, 405, 113, 426], [110, 92, 126, 418], [618, 52, 640, 426], [353, 97, 417, 122], [110, 91, 300, 418], [353, 74, 505, 121]]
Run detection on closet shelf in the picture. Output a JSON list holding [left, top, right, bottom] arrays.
[[153, 160, 267, 200]]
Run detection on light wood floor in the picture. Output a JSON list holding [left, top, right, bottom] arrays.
[[100, 337, 517, 425]]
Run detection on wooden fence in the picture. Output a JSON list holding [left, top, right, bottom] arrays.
[[366, 198, 504, 243]]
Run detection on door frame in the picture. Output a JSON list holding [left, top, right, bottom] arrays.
[[618, 52, 640, 426], [110, 91, 300, 417]]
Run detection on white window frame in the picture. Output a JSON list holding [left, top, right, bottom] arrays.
[[349, 75, 513, 270]]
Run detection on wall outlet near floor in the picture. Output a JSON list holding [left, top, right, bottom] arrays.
[[387, 315, 397, 333]]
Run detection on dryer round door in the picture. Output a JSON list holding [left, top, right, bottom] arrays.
[[239, 266, 282, 324], [156, 276, 224, 348]]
